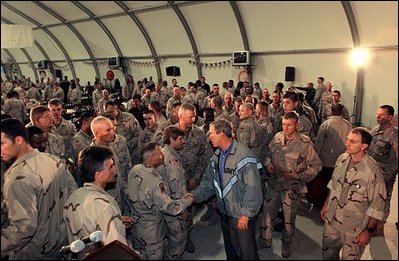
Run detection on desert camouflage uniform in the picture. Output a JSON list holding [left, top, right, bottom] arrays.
[[141, 95, 151, 108], [186, 91, 206, 110], [46, 132, 66, 159], [122, 83, 134, 101], [1, 150, 77, 260], [25, 86, 42, 101], [139, 124, 163, 147], [90, 134, 132, 210], [174, 124, 213, 185], [52, 118, 77, 161], [368, 123, 398, 220], [2, 98, 27, 124], [115, 111, 142, 165], [63, 183, 128, 246], [322, 153, 387, 259], [159, 86, 171, 107], [236, 117, 264, 161], [261, 132, 321, 245], [158, 145, 189, 259], [268, 103, 284, 133], [92, 89, 102, 109], [166, 97, 182, 118], [125, 164, 192, 260], [257, 117, 274, 147], [69, 88, 82, 105], [323, 103, 350, 122], [72, 130, 93, 157]]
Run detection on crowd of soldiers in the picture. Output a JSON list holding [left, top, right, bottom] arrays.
[[1, 74, 397, 260]]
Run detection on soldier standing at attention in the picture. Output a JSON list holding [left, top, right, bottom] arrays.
[[1, 118, 77, 259], [48, 98, 77, 161], [125, 142, 193, 260], [367, 105, 397, 230], [320, 127, 387, 260], [261, 111, 321, 258]]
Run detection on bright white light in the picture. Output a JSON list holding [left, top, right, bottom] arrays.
[[350, 48, 369, 67]]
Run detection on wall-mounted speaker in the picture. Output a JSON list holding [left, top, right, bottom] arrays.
[[166, 66, 181, 77], [285, 66, 295, 82], [55, 69, 62, 79]]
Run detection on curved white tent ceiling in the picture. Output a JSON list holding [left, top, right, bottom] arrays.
[[1, 1, 398, 127]]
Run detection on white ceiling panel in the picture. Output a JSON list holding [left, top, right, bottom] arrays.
[[5, 1, 59, 25], [239, 1, 352, 51], [40, 1, 89, 22], [181, 2, 243, 53], [23, 44, 46, 61], [73, 21, 117, 58], [123, 1, 166, 11], [102, 16, 151, 57], [48, 26, 90, 60], [33, 30, 66, 60], [137, 8, 191, 55], [352, 1, 398, 47], [1, 50, 12, 63], [5, 48, 29, 62], [1, 5, 36, 26], [79, 1, 122, 16]]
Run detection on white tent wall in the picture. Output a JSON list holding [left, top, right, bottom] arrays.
[[71, 62, 97, 85], [362, 49, 398, 128]]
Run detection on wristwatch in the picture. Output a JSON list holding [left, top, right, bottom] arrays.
[[366, 227, 376, 234]]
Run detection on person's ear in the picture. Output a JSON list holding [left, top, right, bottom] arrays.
[[14, 136, 25, 146]]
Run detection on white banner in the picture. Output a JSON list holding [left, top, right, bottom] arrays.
[[1, 24, 34, 49]]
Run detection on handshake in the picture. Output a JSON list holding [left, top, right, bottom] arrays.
[[184, 192, 195, 205]]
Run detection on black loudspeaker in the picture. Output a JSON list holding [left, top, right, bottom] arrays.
[[82, 240, 143, 260], [285, 66, 295, 82], [166, 66, 181, 77], [55, 69, 62, 79]]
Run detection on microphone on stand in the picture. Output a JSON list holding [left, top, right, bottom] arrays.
[[81, 230, 104, 244], [60, 231, 104, 254], [60, 240, 85, 254]]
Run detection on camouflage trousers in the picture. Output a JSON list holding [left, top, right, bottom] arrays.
[[164, 214, 189, 259], [382, 173, 397, 221], [322, 221, 365, 260], [133, 219, 167, 260], [260, 187, 300, 243]]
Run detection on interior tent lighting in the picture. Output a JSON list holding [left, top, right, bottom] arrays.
[[350, 48, 369, 67]]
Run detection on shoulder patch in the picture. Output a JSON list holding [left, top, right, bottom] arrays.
[[169, 159, 179, 165], [159, 183, 166, 193]]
